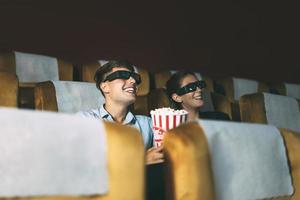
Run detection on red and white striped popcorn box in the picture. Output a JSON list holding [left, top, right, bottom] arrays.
[[150, 108, 188, 147]]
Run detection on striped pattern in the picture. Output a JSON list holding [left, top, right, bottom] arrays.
[[151, 113, 188, 147]]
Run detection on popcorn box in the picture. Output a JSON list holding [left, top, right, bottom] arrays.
[[150, 107, 188, 147]]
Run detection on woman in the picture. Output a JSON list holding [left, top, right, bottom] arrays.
[[166, 71, 230, 121]]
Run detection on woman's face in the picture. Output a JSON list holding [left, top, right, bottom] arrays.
[[178, 74, 204, 110]]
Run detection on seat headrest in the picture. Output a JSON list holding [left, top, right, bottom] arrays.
[[233, 78, 258, 100], [263, 93, 300, 132], [15, 51, 59, 82], [198, 119, 293, 200], [0, 107, 108, 197], [52, 81, 104, 113], [285, 83, 300, 99]]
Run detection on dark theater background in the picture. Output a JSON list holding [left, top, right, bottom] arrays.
[[0, 1, 299, 84]]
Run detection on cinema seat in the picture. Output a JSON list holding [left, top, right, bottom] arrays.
[[240, 93, 300, 132], [280, 129, 300, 200], [215, 77, 270, 121], [0, 51, 74, 109], [81, 61, 151, 115], [0, 108, 145, 200], [35, 81, 104, 113], [271, 82, 300, 100], [148, 89, 232, 119], [153, 70, 214, 92], [0, 71, 18, 107], [164, 120, 297, 200], [163, 122, 215, 200]]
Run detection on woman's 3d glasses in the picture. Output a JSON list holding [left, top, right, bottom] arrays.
[[103, 70, 141, 85], [176, 80, 206, 95]]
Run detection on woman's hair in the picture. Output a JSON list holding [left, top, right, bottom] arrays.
[[165, 71, 197, 109]]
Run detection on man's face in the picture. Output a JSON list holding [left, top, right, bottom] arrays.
[[100, 67, 138, 106]]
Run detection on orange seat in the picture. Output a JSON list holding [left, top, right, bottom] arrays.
[[0, 52, 74, 109], [271, 82, 300, 100], [0, 71, 18, 107], [164, 120, 298, 199], [215, 77, 270, 121], [164, 122, 215, 200], [0, 108, 145, 200], [35, 81, 104, 113], [240, 92, 300, 132]]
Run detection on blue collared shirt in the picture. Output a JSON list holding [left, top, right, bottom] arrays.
[[77, 105, 153, 149]]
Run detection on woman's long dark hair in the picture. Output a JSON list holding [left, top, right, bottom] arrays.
[[165, 71, 197, 109]]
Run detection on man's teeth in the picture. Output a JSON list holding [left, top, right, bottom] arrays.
[[194, 96, 202, 100], [124, 88, 135, 93]]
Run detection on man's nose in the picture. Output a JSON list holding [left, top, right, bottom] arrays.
[[128, 76, 136, 84], [195, 86, 202, 91]]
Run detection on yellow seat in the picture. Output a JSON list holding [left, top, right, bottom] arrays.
[[0, 52, 73, 109], [239, 92, 300, 132], [35, 81, 104, 113], [215, 77, 270, 121], [271, 82, 300, 100], [0, 71, 18, 107], [280, 129, 300, 200], [163, 122, 215, 200], [164, 121, 298, 199], [0, 108, 145, 200]]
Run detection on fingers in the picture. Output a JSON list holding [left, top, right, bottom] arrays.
[[147, 145, 163, 153], [149, 158, 164, 165], [155, 145, 164, 152], [146, 146, 165, 165]]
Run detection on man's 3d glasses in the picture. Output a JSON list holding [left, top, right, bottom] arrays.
[[103, 70, 141, 85], [176, 80, 206, 95]]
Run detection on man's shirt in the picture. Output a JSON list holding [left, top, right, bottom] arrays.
[[77, 104, 153, 149]]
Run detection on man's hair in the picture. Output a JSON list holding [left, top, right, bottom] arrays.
[[166, 71, 197, 109], [94, 60, 135, 94]]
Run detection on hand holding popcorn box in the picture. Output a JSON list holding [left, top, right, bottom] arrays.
[[150, 107, 188, 147]]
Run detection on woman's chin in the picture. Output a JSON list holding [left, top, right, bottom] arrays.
[[195, 101, 204, 108]]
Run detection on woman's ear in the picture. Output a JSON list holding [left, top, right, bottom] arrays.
[[100, 82, 109, 94], [172, 93, 182, 103]]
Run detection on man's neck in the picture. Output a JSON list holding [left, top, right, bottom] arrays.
[[104, 101, 129, 123]]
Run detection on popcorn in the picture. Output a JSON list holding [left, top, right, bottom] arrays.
[[150, 107, 188, 147]]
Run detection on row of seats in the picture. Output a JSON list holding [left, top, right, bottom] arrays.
[[0, 51, 299, 123], [0, 107, 145, 200], [1, 108, 299, 199], [33, 81, 300, 133], [164, 120, 300, 200], [0, 51, 299, 199], [1, 71, 299, 124], [1, 51, 299, 102], [0, 51, 73, 108]]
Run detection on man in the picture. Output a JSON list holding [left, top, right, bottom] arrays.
[[78, 60, 163, 165]]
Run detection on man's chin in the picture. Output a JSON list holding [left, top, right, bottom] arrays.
[[124, 97, 136, 105]]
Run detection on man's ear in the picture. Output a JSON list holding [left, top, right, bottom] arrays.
[[100, 82, 109, 94], [172, 93, 182, 103]]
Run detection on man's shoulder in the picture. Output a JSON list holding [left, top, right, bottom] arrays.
[[77, 108, 101, 119], [135, 115, 151, 123]]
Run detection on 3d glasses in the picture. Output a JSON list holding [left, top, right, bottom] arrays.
[[176, 80, 206, 95], [103, 70, 141, 85]]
